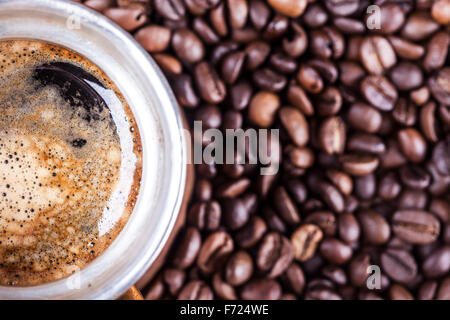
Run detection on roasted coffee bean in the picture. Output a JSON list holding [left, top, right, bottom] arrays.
[[230, 80, 252, 110], [225, 251, 253, 286], [338, 213, 360, 244], [397, 128, 427, 163], [378, 172, 402, 200], [420, 101, 439, 142], [354, 174, 376, 200], [212, 273, 237, 300], [424, 31, 450, 72], [263, 14, 289, 40], [248, 91, 280, 127], [135, 25, 171, 52], [279, 106, 309, 147], [170, 73, 199, 108], [374, 3, 405, 34], [390, 62, 423, 91], [291, 224, 324, 262], [389, 284, 414, 300], [358, 209, 390, 245], [348, 253, 371, 287], [194, 104, 221, 129], [172, 227, 202, 269], [318, 116, 346, 155], [282, 22, 308, 58], [360, 36, 397, 75], [216, 178, 250, 199], [104, 7, 148, 31], [381, 249, 417, 284], [163, 268, 185, 296], [222, 198, 250, 231], [346, 103, 382, 133], [235, 216, 267, 249], [171, 29, 205, 64], [177, 280, 214, 300], [307, 58, 339, 84], [392, 209, 440, 244], [267, 0, 307, 18], [221, 51, 245, 84], [249, 0, 271, 30], [263, 206, 288, 233], [399, 165, 430, 190], [361, 75, 398, 111], [257, 232, 294, 278], [429, 67, 450, 106], [269, 53, 298, 74], [304, 211, 337, 237], [422, 246, 450, 278], [228, 0, 248, 29], [240, 279, 282, 300], [305, 287, 342, 300], [197, 231, 234, 274], [388, 36, 425, 60], [432, 0, 450, 24], [437, 277, 450, 299], [315, 86, 342, 116], [316, 181, 345, 213], [310, 27, 345, 60], [322, 265, 347, 285], [297, 64, 324, 94], [418, 280, 438, 300], [320, 238, 353, 265], [340, 154, 380, 176], [303, 3, 328, 28], [333, 17, 365, 34], [398, 189, 428, 210], [194, 62, 226, 104], [187, 201, 221, 231], [281, 263, 305, 295], [348, 133, 385, 155], [324, 0, 360, 17], [193, 18, 219, 45], [401, 11, 440, 41], [153, 53, 182, 75], [273, 186, 301, 225], [392, 98, 417, 126], [154, 0, 185, 21]]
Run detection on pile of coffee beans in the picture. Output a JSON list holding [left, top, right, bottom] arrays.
[[76, 0, 450, 300]]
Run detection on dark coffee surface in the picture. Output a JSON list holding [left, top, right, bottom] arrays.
[[0, 39, 142, 286], [82, 0, 450, 300]]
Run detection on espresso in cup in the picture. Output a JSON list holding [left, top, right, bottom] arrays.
[[0, 39, 142, 286]]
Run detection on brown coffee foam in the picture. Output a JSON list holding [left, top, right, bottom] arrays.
[[0, 40, 142, 286]]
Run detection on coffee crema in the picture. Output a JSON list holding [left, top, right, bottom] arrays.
[[0, 40, 142, 286]]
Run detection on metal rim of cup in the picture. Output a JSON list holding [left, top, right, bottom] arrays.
[[0, 0, 186, 299]]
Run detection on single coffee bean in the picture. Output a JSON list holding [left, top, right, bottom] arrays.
[[221, 51, 245, 84], [222, 198, 250, 231], [212, 273, 237, 300], [154, 0, 185, 21], [322, 265, 347, 285], [354, 174, 376, 200], [390, 62, 423, 91], [134, 25, 171, 52], [187, 201, 221, 231], [177, 280, 214, 300], [418, 281, 438, 300], [429, 67, 450, 106], [358, 209, 391, 245], [257, 232, 294, 278], [145, 276, 165, 300], [399, 165, 431, 190], [249, 0, 271, 30], [230, 80, 252, 110], [361, 75, 398, 111], [381, 249, 418, 284], [388, 36, 425, 60], [360, 36, 397, 75], [252, 68, 287, 92], [227, 0, 248, 29], [240, 279, 282, 300], [194, 104, 222, 129], [397, 128, 427, 163], [422, 246, 450, 278], [304, 211, 337, 237], [347, 133, 385, 155], [281, 263, 305, 295], [401, 11, 440, 41], [318, 116, 346, 155], [235, 216, 267, 249], [192, 18, 219, 45], [316, 181, 345, 213], [374, 3, 405, 34], [291, 224, 324, 262], [153, 53, 182, 75], [279, 106, 309, 148], [315, 86, 342, 116], [320, 238, 353, 265], [248, 91, 280, 127], [310, 27, 345, 60], [273, 186, 301, 225], [326, 169, 353, 196], [285, 145, 314, 169], [378, 172, 402, 200], [420, 101, 439, 142], [171, 28, 204, 64], [392, 209, 440, 244], [172, 227, 202, 269], [267, 0, 307, 18], [431, 0, 450, 24], [398, 189, 428, 210], [197, 231, 234, 274], [436, 277, 450, 300], [216, 178, 250, 199], [263, 14, 289, 40], [297, 64, 324, 94], [194, 62, 226, 104], [324, 0, 360, 17], [338, 213, 360, 243], [163, 268, 186, 296], [245, 41, 271, 70], [170, 73, 199, 108], [104, 7, 148, 31], [424, 31, 450, 72], [282, 22, 308, 58], [333, 17, 365, 34], [225, 251, 253, 286], [263, 206, 288, 233], [287, 81, 314, 116], [348, 253, 371, 287], [346, 103, 382, 133], [389, 284, 414, 300], [340, 154, 380, 176], [392, 98, 417, 126], [269, 52, 298, 74]]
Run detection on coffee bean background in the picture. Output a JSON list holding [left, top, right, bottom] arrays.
[[73, 0, 450, 300]]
